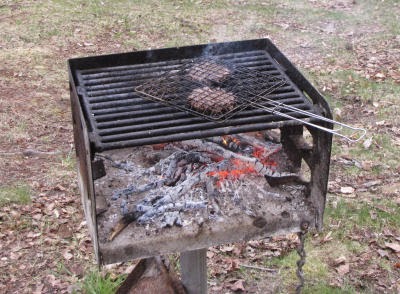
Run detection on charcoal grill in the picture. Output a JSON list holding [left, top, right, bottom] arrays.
[[69, 39, 332, 289]]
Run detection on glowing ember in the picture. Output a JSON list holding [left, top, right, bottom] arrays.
[[252, 146, 278, 169], [207, 159, 257, 186], [208, 136, 281, 187]]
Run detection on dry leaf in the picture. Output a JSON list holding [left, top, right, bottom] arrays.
[[361, 160, 373, 170], [210, 285, 224, 292], [321, 231, 333, 243], [333, 107, 342, 119], [336, 263, 350, 276], [55, 184, 67, 191], [340, 186, 355, 194], [32, 284, 44, 294], [27, 232, 41, 238], [32, 213, 42, 221], [63, 251, 73, 260], [363, 137, 373, 149], [232, 246, 242, 256], [377, 249, 389, 258], [228, 279, 246, 292], [220, 245, 234, 252], [334, 256, 346, 266], [385, 242, 400, 252], [58, 223, 73, 239], [362, 180, 382, 188], [227, 258, 240, 272]]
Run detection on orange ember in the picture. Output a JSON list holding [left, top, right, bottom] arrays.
[[221, 135, 242, 147], [252, 146, 278, 168], [207, 159, 257, 186], [208, 136, 280, 187]]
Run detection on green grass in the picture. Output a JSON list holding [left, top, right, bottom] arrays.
[[348, 133, 400, 169], [264, 244, 329, 290], [0, 183, 31, 207], [326, 198, 400, 234], [311, 70, 400, 105], [80, 270, 125, 294], [62, 152, 76, 171], [303, 281, 356, 294]]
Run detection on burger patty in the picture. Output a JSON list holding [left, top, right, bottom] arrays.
[[187, 87, 236, 114], [187, 60, 231, 84]]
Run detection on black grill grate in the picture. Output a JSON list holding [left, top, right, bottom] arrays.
[[73, 47, 316, 151]]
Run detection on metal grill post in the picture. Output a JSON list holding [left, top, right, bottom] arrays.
[[180, 248, 208, 294]]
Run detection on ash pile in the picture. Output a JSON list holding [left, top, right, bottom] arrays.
[[95, 132, 310, 242]]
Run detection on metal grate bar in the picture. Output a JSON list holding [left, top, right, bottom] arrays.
[[100, 110, 312, 144], [94, 93, 303, 121], [98, 103, 312, 138], [96, 97, 308, 128]]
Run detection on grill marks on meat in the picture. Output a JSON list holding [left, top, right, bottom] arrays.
[[187, 60, 231, 84], [188, 87, 236, 114]]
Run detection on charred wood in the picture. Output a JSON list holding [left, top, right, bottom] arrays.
[[265, 174, 308, 187], [110, 211, 142, 241], [182, 139, 297, 178]]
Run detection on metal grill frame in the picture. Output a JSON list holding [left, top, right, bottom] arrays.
[[68, 38, 333, 265]]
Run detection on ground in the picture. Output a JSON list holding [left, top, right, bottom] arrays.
[[0, 0, 399, 293]]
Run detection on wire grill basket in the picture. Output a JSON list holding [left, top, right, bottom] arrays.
[[135, 57, 287, 121]]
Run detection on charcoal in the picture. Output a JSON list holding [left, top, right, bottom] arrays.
[[112, 181, 165, 200]]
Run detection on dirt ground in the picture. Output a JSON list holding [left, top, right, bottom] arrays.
[[0, 0, 399, 293]]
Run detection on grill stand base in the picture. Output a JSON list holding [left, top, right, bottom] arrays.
[[180, 249, 208, 294], [295, 222, 309, 294]]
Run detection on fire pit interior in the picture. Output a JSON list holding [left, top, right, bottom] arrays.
[[68, 38, 332, 265]]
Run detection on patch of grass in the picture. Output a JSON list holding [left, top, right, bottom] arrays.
[[81, 270, 125, 294], [311, 69, 400, 106], [0, 183, 31, 207], [303, 281, 356, 294], [62, 152, 76, 171], [265, 244, 329, 290], [326, 198, 400, 235], [349, 133, 400, 169], [343, 240, 366, 255]]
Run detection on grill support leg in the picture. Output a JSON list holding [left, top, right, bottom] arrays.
[[180, 248, 208, 294]]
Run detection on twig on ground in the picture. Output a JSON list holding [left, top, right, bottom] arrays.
[[0, 149, 62, 157], [239, 263, 277, 272]]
